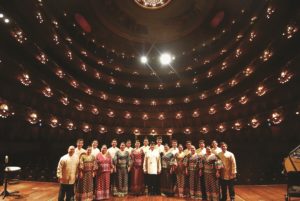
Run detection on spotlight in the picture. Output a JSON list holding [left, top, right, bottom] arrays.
[[0, 13, 4, 18], [4, 18, 9, 23], [160, 53, 172, 65], [140, 56, 148, 64]]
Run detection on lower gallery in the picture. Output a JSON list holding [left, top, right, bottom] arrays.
[[0, 0, 300, 201]]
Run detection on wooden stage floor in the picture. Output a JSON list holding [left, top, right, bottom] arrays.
[[0, 181, 298, 201]]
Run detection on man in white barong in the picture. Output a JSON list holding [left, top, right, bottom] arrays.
[[143, 141, 161, 195], [57, 146, 79, 201], [74, 138, 86, 159], [108, 139, 119, 195], [211, 140, 222, 155], [218, 142, 237, 201], [91, 139, 100, 158]]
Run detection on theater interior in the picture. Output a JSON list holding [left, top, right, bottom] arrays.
[[0, 0, 299, 200]]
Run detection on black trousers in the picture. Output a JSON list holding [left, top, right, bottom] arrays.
[[110, 172, 117, 194], [220, 179, 235, 201], [128, 171, 132, 192], [200, 175, 207, 199], [147, 174, 159, 195], [58, 184, 74, 201]]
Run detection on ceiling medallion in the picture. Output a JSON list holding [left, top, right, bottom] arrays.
[[134, 0, 172, 9]]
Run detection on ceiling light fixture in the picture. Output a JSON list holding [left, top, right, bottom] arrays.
[[140, 56, 148, 64], [160, 53, 172, 65]]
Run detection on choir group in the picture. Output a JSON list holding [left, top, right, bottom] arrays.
[[56, 137, 237, 201]]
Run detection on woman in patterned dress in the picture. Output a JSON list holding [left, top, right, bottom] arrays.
[[160, 144, 175, 196], [130, 140, 145, 195], [113, 142, 131, 197], [184, 145, 202, 199], [174, 144, 186, 197], [95, 145, 113, 200], [76, 146, 97, 201], [201, 146, 223, 201]]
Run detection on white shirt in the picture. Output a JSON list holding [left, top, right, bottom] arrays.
[[91, 147, 100, 158], [141, 145, 149, 154], [57, 154, 79, 184], [155, 144, 164, 153], [108, 147, 119, 159], [143, 149, 161, 175], [170, 147, 179, 155], [125, 147, 133, 154], [212, 147, 222, 155], [196, 147, 206, 156], [75, 147, 86, 159], [218, 151, 237, 180]]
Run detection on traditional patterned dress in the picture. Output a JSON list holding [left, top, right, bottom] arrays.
[[174, 151, 186, 197], [76, 154, 96, 201], [184, 153, 202, 198], [160, 151, 174, 195], [113, 150, 131, 196], [201, 154, 223, 201], [130, 148, 145, 194], [95, 152, 112, 200]]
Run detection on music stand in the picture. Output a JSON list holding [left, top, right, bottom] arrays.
[[0, 156, 21, 199]]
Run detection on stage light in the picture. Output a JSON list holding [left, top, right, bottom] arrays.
[[0, 13, 4, 18], [140, 56, 148, 64], [160, 53, 172, 65], [133, 129, 141, 135], [70, 80, 79, 88], [4, 18, 9, 23], [82, 123, 91, 133], [76, 103, 84, 111], [98, 125, 107, 134], [91, 106, 99, 115], [49, 117, 59, 128]]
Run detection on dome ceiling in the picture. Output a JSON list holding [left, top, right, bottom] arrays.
[[0, 0, 299, 136]]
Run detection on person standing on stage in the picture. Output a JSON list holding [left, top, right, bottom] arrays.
[[141, 138, 150, 154], [174, 144, 186, 198], [57, 146, 79, 201], [76, 146, 97, 201], [124, 139, 133, 191], [196, 140, 207, 200], [201, 146, 222, 201], [143, 141, 161, 195], [130, 140, 145, 195], [211, 140, 222, 155], [75, 139, 86, 159], [169, 139, 179, 155], [183, 141, 192, 155], [183, 140, 192, 195], [184, 145, 202, 199], [95, 145, 113, 200], [155, 136, 164, 154], [160, 144, 175, 196], [141, 137, 150, 193], [124, 140, 133, 155], [218, 142, 237, 201], [113, 142, 131, 197], [155, 136, 164, 194], [107, 139, 119, 195], [169, 139, 179, 193], [196, 139, 206, 156], [91, 140, 100, 158]]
